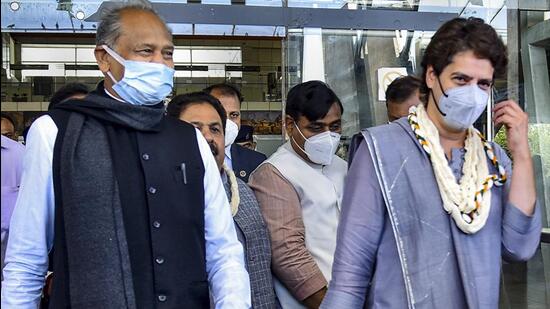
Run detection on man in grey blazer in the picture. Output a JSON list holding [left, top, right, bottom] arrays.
[[168, 92, 278, 309]]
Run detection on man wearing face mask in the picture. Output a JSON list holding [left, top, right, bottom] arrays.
[[347, 75, 422, 167], [235, 125, 257, 151], [249, 81, 347, 308], [322, 18, 540, 309], [167, 92, 278, 309], [1, 2, 250, 308], [205, 84, 267, 183]]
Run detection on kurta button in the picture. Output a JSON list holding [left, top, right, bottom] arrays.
[[142, 153, 150, 161], [158, 294, 167, 302], [152, 221, 161, 228], [155, 257, 165, 264], [148, 187, 157, 194]]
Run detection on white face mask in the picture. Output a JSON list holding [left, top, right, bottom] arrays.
[[225, 120, 239, 147], [433, 78, 489, 131], [292, 123, 341, 165]]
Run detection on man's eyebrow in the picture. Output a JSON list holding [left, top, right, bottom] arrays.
[[133, 43, 155, 49], [133, 43, 174, 51]]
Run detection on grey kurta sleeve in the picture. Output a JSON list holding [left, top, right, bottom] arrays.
[[495, 143, 542, 262], [321, 141, 386, 308]]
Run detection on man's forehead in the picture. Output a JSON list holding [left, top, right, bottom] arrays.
[[117, 10, 172, 44], [117, 30, 173, 47], [302, 117, 340, 126], [213, 92, 239, 104], [184, 104, 222, 121], [1, 118, 14, 127]]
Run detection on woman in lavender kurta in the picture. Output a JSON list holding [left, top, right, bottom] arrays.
[[322, 18, 541, 309]]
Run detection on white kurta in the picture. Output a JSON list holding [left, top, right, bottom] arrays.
[[263, 142, 347, 308]]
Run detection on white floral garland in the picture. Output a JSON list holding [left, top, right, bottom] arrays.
[[222, 163, 240, 217], [408, 104, 506, 234]]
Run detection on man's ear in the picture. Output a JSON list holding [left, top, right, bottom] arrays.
[[425, 65, 436, 90], [284, 115, 295, 136], [94, 46, 110, 73]]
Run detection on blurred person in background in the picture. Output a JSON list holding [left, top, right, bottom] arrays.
[[235, 124, 257, 151], [47, 82, 90, 111], [20, 83, 91, 143], [1, 134, 25, 282], [385, 75, 422, 122], [205, 84, 267, 182], [347, 75, 422, 167], [1, 113, 17, 141]]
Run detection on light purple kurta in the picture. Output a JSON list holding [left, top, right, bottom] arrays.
[[1, 135, 25, 273], [322, 118, 541, 308]]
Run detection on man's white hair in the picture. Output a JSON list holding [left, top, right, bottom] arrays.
[[95, 0, 172, 48]]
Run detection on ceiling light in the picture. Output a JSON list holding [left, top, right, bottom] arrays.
[[75, 10, 85, 20], [10, 1, 20, 11]]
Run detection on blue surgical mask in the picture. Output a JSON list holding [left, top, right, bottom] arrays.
[[102, 45, 175, 105], [433, 78, 489, 131]]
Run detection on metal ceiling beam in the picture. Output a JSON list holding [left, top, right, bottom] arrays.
[[87, 2, 457, 31]]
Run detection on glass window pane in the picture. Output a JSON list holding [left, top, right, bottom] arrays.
[[173, 48, 191, 63], [76, 47, 97, 63], [21, 46, 76, 62], [191, 49, 242, 63]]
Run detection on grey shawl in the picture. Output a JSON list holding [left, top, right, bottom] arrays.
[[55, 92, 164, 308], [223, 175, 278, 308]]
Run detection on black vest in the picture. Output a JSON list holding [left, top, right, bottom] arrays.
[[49, 111, 208, 308]]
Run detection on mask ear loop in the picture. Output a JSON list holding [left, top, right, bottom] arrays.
[[290, 121, 311, 157], [101, 45, 125, 84], [431, 75, 448, 117], [101, 45, 126, 65]]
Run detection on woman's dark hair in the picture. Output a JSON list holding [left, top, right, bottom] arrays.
[[167, 92, 227, 133], [286, 80, 343, 121], [420, 17, 507, 97]]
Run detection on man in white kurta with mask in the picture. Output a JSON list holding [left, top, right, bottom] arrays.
[[249, 81, 347, 308]]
